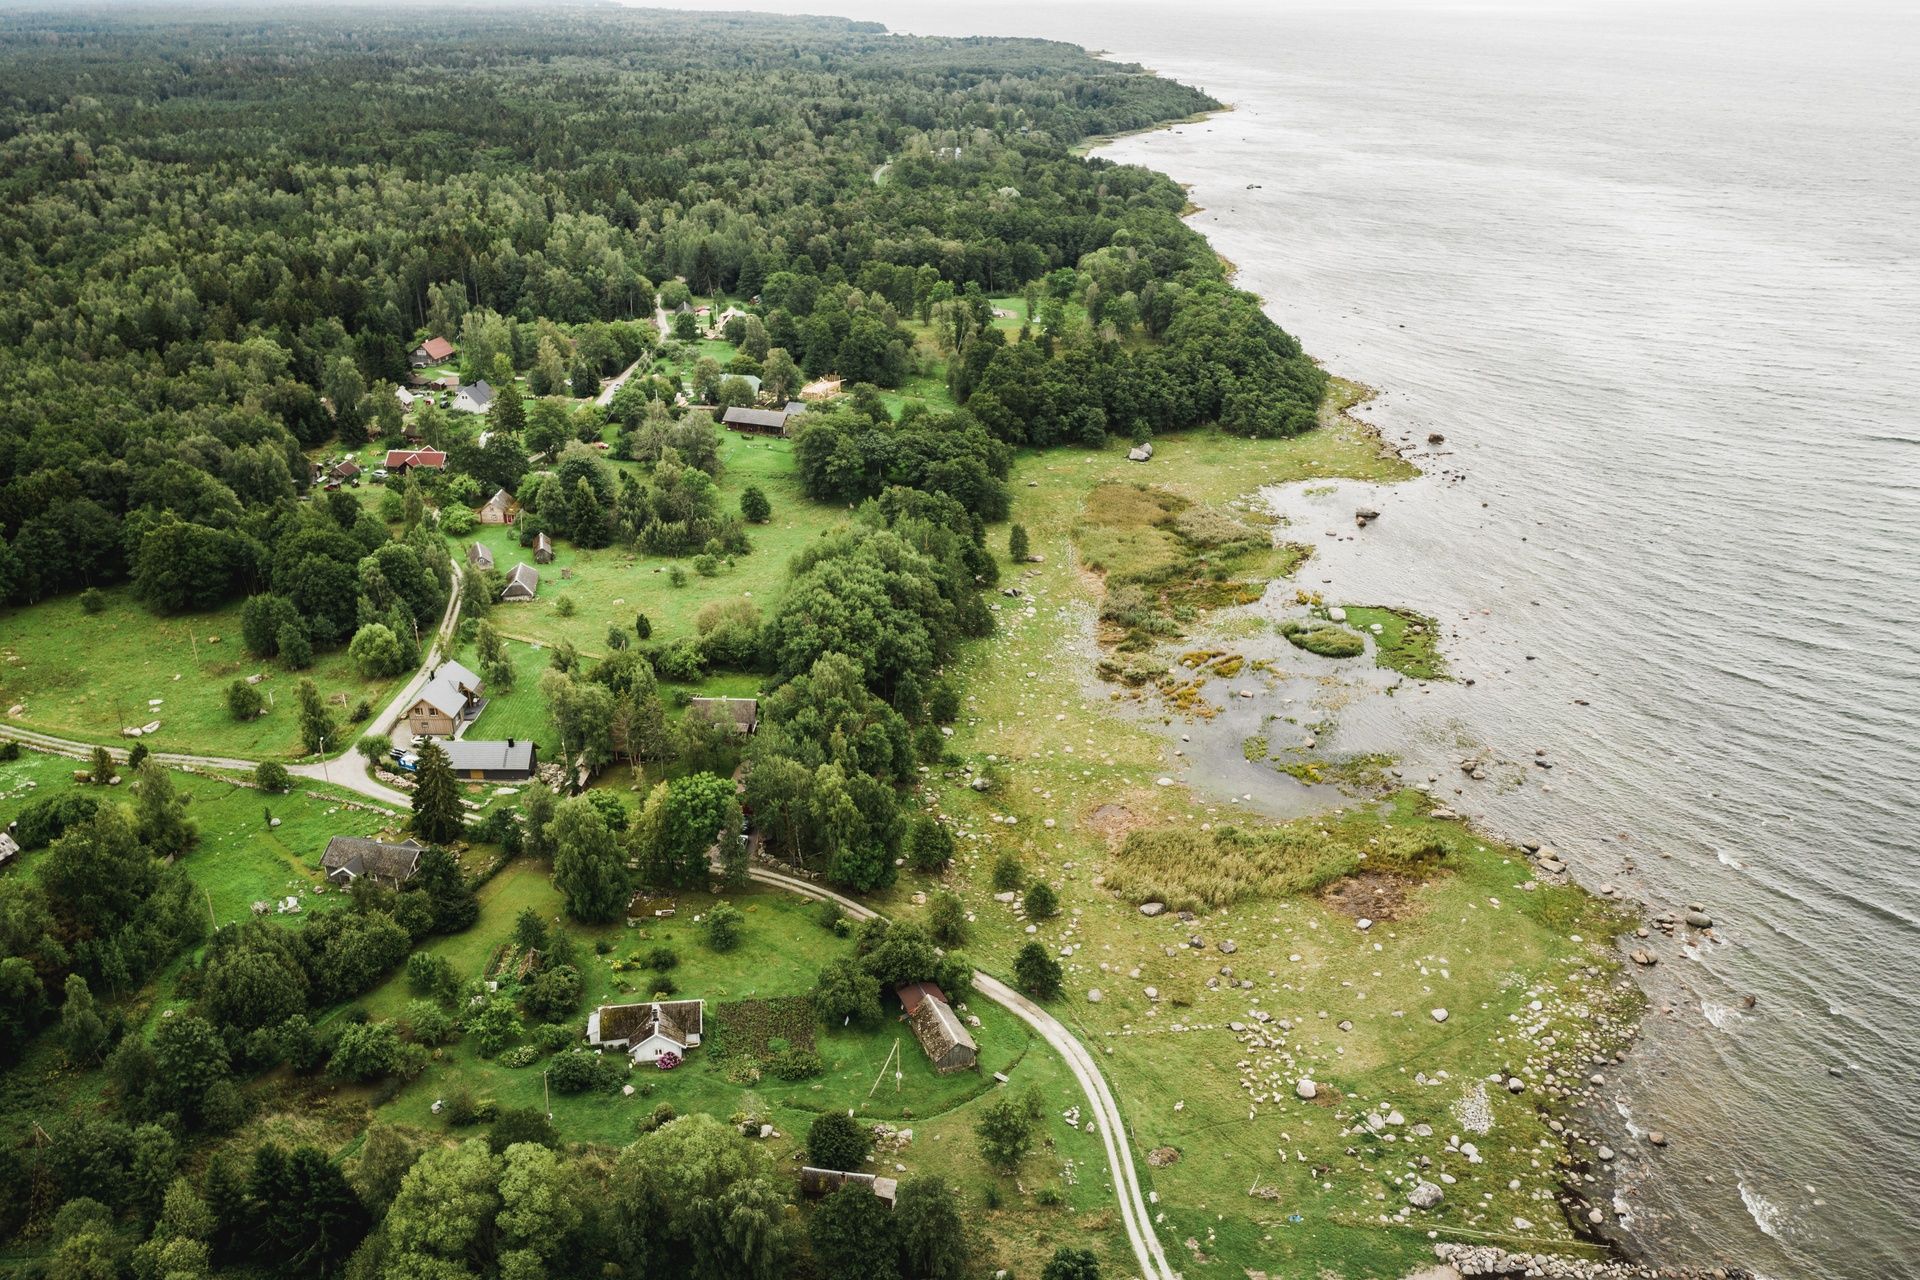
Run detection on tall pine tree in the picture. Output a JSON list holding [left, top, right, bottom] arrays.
[[410, 738, 464, 844]]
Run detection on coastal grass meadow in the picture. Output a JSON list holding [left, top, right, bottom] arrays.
[[883, 387, 1630, 1278], [1342, 605, 1449, 681]]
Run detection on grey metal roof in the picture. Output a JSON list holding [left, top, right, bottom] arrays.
[[415, 659, 482, 718], [438, 739, 535, 774], [722, 406, 787, 430]]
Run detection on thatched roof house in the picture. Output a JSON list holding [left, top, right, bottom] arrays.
[[588, 1000, 704, 1065]]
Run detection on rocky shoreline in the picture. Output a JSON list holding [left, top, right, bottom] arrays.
[[1430, 1241, 1754, 1280]]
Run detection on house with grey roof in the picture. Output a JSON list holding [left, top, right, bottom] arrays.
[[588, 1000, 705, 1065], [405, 659, 485, 737], [321, 836, 424, 888], [451, 379, 495, 415], [438, 738, 537, 781]]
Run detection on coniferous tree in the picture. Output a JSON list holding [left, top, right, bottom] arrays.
[[296, 679, 333, 755], [1008, 523, 1030, 563], [59, 975, 108, 1067], [133, 758, 196, 858], [409, 738, 464, 844]]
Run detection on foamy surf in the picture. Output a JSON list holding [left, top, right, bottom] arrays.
[[1738, 1181, 1789, 1240], [1703, 1001, 1741, 1030]]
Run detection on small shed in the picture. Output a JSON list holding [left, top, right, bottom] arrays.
[[500, 562, 539, 602], [328, 458, 361, 483], [532, 531, 555, 564], [897, 982, 977, 1074], [468, 542, 494, 572]]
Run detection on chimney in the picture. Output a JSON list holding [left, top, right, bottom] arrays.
[[507, 737, 515, 747]]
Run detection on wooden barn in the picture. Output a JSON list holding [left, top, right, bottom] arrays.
[[500, 562, 539, 602], [896, 981, 977, 1074]]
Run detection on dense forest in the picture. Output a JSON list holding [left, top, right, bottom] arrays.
[[0, 6, 1332, 1278]]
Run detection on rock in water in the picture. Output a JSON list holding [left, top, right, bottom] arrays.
[[1685, 910, 1714, 928]]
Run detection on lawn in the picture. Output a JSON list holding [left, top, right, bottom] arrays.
[[0, 587, 405, 760], [454, 430, 847, 653]]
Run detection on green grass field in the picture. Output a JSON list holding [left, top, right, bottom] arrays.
[[0, 587, 405, 760], [455, 430, 847, 652]]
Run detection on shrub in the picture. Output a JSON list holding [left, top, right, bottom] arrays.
[[927, 681, 960, 724], [253, 761, 291, 793], [907, 817, 954, 872], [990, 852, 1024, 893], [634, 612, 652, 639], [406, 952, 457, 1003], [814, 900, 845, 932], [767, 1047, 824, 1080], [807, 1111, 872, 1170], [440, 506, 477, 536], [532, 1022, 579, 1054], [402, 1001, 459, 1047], [79, 587, 108, 614], [228, 679, 265, 721], [0, 741, 17, 762], [488, 1107, 559, 1153], [497, 1045, 541, 1068], [644, 946, 678, 972], [554, 595, 577, 618], [692, 553, 719, 577], [927, 892, 967, 947], [548, 1048, 624, 1095], [329, 1021, 402, 1082], [703, 904, 744, 953], [1013, 942, 1063, 999], [1008, 523, 1030, 563], [350, 699, 373, 722], [740, 485, 771, 523], [1024, 881, 1059, 919], [667, 565, 687, 588], [1033, 1183, 1064, 1207]]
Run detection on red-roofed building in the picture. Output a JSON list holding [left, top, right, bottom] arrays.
[[385, 448, 447, 473], [410, 336, 456, 366]]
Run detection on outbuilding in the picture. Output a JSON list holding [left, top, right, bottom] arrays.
[[437, 738, 537, 781], [321, 836, 424, 889], [500, 562, 539, 602], [468, 542, 494, 572], [531, 532, 555, 564], [896, 981, 977, 1074]]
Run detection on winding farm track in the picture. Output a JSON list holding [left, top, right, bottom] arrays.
[[1, 556, 1174, 1279], [744, 863, 1174, 1280]]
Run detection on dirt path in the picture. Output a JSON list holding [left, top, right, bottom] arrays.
[[741, 862, 1175, 1280]]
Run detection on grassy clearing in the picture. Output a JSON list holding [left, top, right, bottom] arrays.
[[1342, 606, 1448, 681], [456, 431, 847, 652], [0, 748, 405, 926], [0, 587, 404, 759], [879, 388, 1628, 1278]]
